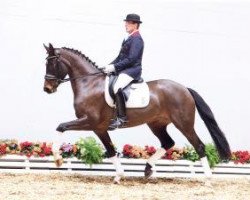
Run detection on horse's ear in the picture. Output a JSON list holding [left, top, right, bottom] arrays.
[[43, 43, 49, 52], [49, 43, 53, 49], [48, 43, 55, 55]]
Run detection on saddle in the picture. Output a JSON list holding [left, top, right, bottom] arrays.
[[105, 75, 150, 108]]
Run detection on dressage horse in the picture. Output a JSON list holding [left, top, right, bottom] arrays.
[[43, 43, 231, 183]]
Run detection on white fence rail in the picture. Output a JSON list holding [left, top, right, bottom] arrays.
[[0, 155, 250, 178]]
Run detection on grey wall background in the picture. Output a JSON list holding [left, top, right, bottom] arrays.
[[0, 0, 250, 150]]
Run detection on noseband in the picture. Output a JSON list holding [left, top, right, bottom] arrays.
[[44, 55, 103, 83]]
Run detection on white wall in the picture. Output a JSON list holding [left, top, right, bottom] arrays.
[[0, 0, 250, 151]]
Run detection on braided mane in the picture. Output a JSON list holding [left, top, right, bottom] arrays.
[[62, 47, 99, 68]]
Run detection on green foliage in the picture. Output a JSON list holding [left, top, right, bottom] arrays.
[[205, 143, 220, 168], [183, 146, 199, 162], [183, 144, 220, 168], [76, 137, 104, 166]]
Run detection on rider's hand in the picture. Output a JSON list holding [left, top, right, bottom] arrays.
[[103, 65, 115, 73]]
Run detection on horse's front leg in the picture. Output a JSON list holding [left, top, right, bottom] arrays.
[[53, 115, 91, 167], [56, 115, 91, 132]]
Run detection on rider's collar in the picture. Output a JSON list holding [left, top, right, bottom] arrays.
[[124, 30, 139, 41]]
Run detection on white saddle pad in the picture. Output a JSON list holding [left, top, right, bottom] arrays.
[[105, 76, 150, 108]]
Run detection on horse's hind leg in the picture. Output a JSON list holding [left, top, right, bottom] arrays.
[[145, 122, 175, 178], [169, 97, 212, 177], [95, 131, 124, 183], [182, 128, 212, 177], [173, 119, 212, 177], [147, 122, 175, 149]]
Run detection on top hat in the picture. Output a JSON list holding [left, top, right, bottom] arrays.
[[124, 14, 142, 24]]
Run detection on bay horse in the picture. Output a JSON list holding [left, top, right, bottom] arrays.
[[43, 43, 231, 183]]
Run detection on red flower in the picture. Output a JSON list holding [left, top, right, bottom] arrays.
[[0, 144, 7, 155], [20, 141, 34, 157], [161, 148, 174, 160], [41, 142, 52, 156], [20, 141, 33, 149], [232, 151, 250, 164], [144, 145, 156, 156], [122, 144, 133, 157]]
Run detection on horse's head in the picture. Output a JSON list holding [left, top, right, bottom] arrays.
[[43, 43, 68, 94]]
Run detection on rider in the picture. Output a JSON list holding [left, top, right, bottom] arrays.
[[103, 13, 144, 130]]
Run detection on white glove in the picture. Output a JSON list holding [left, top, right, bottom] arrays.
[[103, 65, 115, 73]]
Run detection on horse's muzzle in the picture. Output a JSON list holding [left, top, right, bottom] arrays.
[[44, 86, 57, 94]]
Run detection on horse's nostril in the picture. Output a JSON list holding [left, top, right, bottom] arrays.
[[44, 87, 52, 93]]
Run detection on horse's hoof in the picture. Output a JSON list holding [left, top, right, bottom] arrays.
[[144, 163, 153, 178], [54, 158, 63, 167], [53, 152, 63, 167], [56, 124, 66, 132], [113, 176, 121, 184], [144, 169, 153, 179]]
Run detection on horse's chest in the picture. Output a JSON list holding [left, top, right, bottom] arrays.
[[73, 96, 96, 117]]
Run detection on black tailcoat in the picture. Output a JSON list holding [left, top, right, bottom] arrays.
[[111, 31, 144, 80]]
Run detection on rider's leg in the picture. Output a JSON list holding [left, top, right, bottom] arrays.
[[113, 73, 133, 94], [115, 88, 127, 120], [109, 73, 133, 130]]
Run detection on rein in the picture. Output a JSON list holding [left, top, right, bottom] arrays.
[[44, 72, 104, 83], [45, 55, 104, 83]]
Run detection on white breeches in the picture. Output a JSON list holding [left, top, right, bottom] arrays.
[[113, 73, 133, 94]]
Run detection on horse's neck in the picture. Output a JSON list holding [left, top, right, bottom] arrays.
[[61, 50, 101, 97], [68, 60, 97, 78], [61, 50, 98, 78]]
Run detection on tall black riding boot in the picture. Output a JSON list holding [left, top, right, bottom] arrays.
[[108, 89, 128, 130]]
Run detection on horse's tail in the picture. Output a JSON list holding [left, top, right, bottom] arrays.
[[187, 88, 231, 160]]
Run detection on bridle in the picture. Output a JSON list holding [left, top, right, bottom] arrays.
[[44, 55, 104, 84]]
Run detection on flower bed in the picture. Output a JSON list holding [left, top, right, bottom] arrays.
[[1, 138, 250, 166], [0, 140, 53, 157]]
